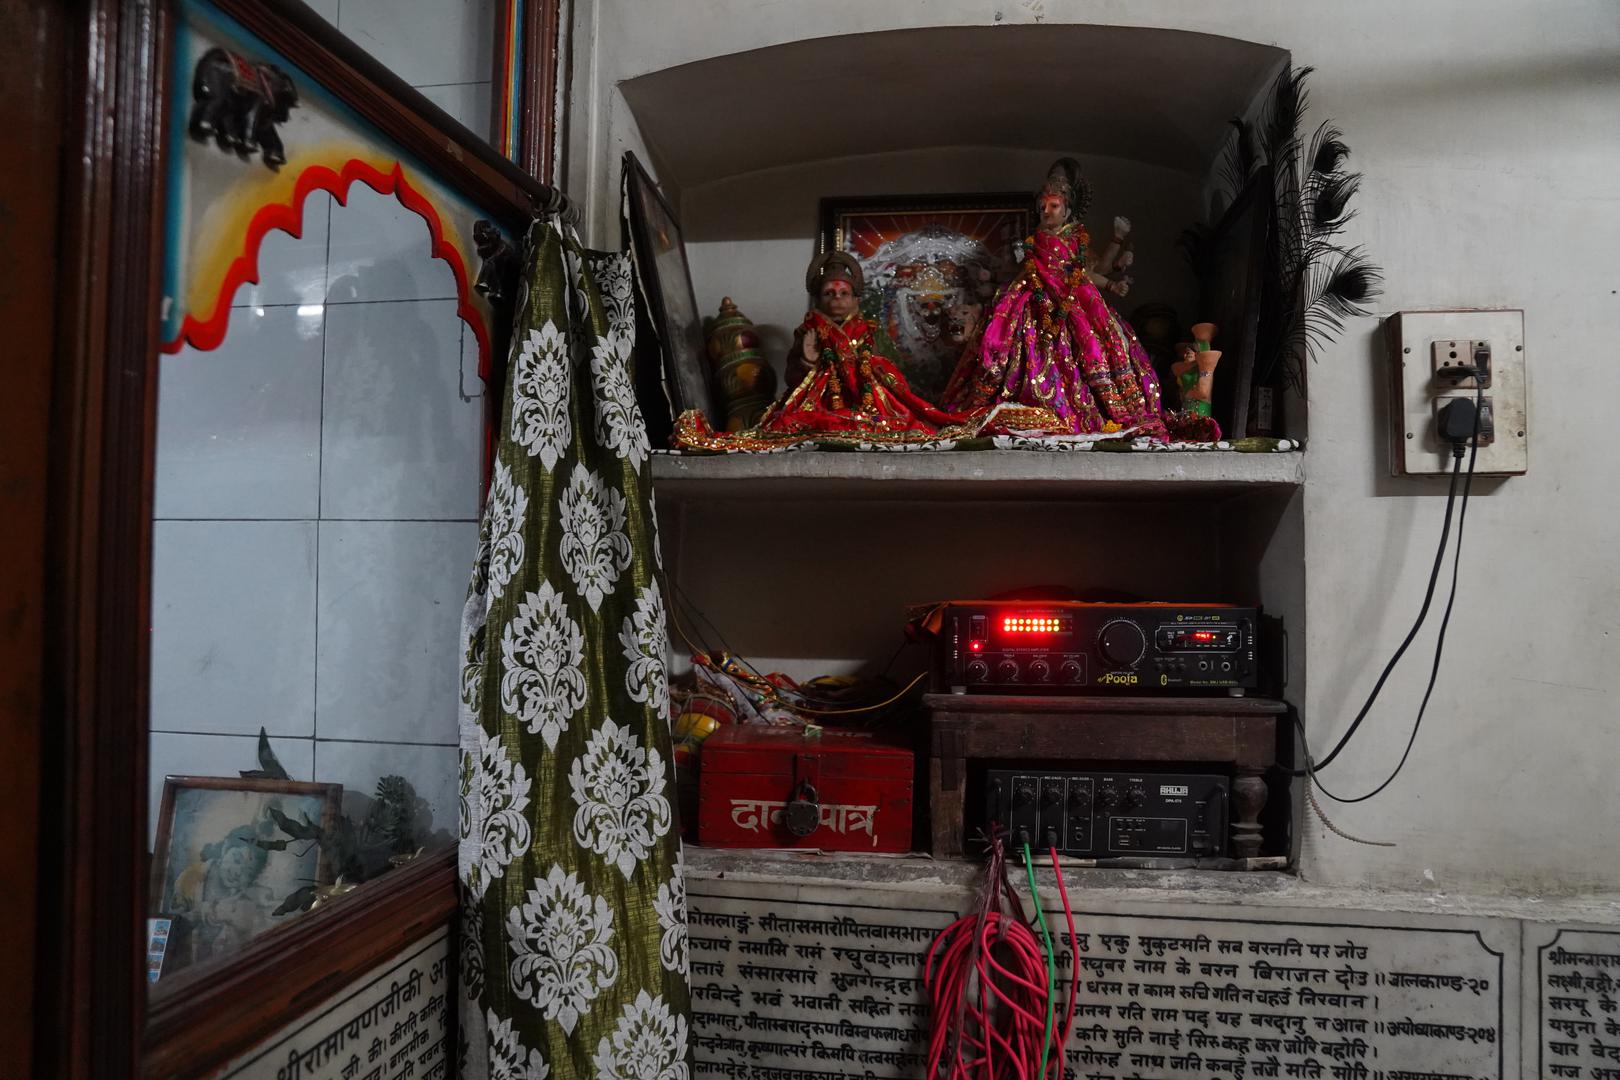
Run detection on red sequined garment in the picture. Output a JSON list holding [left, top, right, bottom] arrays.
[[673, 309, 971, 450], [943, 226, 1219, 442]]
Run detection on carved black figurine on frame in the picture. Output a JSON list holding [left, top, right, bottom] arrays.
[[473, 219, 522, 310], [188, 46, 298, 169]]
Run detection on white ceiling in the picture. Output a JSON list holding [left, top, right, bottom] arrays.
[[620, 24, 1290, 191]]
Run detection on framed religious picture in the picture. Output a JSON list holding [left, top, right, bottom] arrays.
[[150, 776, 342, 978], [1198, 166, 1272, 439], [622, 151, 717, 435], [818, 192, 1034, 401]]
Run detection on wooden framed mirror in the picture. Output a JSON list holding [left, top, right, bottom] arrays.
[[29, 1, 563, 1075]]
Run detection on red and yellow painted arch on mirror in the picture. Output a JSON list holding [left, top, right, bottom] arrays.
[[160, 154, 493, 377]]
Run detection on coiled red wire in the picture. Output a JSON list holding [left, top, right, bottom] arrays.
[[922, 837, 1080, 1080]]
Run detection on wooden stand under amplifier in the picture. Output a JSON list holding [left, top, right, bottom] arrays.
[[925, 601, 1260, 694]]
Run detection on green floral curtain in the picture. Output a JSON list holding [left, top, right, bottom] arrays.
[[458, 220, 690, 1079]]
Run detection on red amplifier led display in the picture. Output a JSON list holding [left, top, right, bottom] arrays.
[[999, 613, 1071, 634]]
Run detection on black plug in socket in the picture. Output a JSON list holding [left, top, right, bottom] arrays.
[[1438, 396, 1493, 449], [1438, 397, 1476, 444]]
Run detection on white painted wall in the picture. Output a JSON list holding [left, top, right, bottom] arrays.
[[568, 0, 1620, 898]]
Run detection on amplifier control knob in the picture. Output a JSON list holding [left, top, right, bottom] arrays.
[[1027, 659, 1052, 683], [1098, 784, 1121, 809], [1098, 620, 1148, 668], [995, 659, 1021, 682], [1125, 784, 1147, 810], [1058, 660, 1083, 684], [965, 660, 990, 683]]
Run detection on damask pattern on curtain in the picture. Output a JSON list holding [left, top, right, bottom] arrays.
[[457, 219, 690, 1079]]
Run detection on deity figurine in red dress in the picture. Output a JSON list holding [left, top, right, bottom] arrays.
[[674, 251, 971, 450], [942, 158, 1220, 441]]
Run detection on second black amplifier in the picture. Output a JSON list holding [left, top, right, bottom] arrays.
[[925, 601, 1259, 693], [985, 768, 1229, 859]]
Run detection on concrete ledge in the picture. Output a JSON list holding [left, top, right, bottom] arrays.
[[686, 846, 1620, 926], [651, 449, 1305, 502]]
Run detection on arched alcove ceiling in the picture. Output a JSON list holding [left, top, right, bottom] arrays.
[[620, 24, 1290, 192]]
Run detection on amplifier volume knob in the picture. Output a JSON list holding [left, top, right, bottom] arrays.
[[1027, 659, 1052, 683], [1098, 619, 1148, 668], [995, 659, 1021, 683], [965, 660, 990, 683], [1058, 660, 1083, 684]]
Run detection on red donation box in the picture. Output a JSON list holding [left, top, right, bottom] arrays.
[[697, 725, 914, 853]]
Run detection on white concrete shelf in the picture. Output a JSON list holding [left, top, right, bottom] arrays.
[[685, 846, 1620, 924], [650, 449, 1304, 502]]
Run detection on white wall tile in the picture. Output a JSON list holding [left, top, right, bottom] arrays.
[[337, 0, 495, 88], [320, 298, 482, 520], [301, 0, 339, 25], [148, 732, 316, 848], [416, 81, 494, 144], [150, 521, 318, 737], [229, 190, 332, 310], [315, 520, 477, 745], [314, 740, 459, 852], [154, 307, 325, 521], [325, 183, 460, 305]]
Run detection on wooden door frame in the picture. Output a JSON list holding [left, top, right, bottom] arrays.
[[491, 0, 566, 181], [0, 0, 70, 1075], [28, 1, 565, 1075]]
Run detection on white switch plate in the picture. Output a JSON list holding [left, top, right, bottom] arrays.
[[1385, 309, 1527, 477]]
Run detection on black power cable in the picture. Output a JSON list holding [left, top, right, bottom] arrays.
[[1294, 379, 1484, 802]]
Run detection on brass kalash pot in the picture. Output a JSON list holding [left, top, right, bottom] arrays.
[[705, 297, 776, 431]]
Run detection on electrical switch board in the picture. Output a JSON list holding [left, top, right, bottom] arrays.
[[1386, 309, 1528, 477], [984, 769, 1228, 859]]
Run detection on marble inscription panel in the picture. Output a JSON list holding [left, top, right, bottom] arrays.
[[1530, 926, 1620, 1080], [217, 927, 451, 1080], [688, 877, 1518, 1080]]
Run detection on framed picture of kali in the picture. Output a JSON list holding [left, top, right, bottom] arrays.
[[150, 776, 342, 978], [818, 192, 1033, 401]]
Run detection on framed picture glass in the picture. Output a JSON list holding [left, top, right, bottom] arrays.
[[150, 776, 342, 978], [1199, 166, 1272, 439], [623, 151, 716, 433], [818, 192, 1034, 401]]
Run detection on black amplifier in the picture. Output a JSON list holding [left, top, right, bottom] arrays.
[[985, 768, 1229, 858], [926, 601, 1258, 693]]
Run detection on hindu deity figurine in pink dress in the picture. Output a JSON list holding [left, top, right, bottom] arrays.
[[942, 158, 1220, 441]]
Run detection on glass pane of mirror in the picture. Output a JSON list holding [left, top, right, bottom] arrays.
[[148, 182, 479, 983], [146, 0, 516, 990]]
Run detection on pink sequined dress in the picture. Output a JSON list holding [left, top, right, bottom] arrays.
[[943, 225, 1217, 441]]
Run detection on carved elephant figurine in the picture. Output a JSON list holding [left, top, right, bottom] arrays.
[[188, 46, 298, 169]]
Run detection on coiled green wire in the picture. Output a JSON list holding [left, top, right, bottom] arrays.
[[1024, 844, 1057, 1078]]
